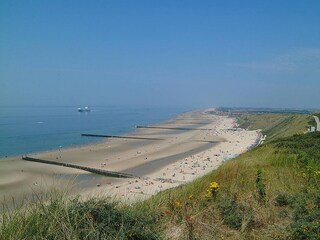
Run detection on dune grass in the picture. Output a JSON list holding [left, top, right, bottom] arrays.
[[0, 191, 160, 240], [237, 113, 312, 141]]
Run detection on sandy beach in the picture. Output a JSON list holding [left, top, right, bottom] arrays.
[[0, 109, 260, 204]]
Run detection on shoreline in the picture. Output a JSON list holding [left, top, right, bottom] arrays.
[[0, 109, 192, 160], [90, 112, 260, 202], [0, 109, 260, 204]]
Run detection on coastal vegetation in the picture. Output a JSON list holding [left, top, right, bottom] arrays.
[[1, 193, 159, 239], [237, 113, 313, 141], [1, 114, 319, 239]]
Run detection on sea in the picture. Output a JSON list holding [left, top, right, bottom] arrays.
[[0, 106, 188, 158]]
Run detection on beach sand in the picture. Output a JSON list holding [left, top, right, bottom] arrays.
[[0, 109, 260, 204]]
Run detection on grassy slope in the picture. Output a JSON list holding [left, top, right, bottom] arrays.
[[1, 114, 319, 240], [237, 113, 312, 141]]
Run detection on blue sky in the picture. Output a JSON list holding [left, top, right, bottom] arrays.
[[1, 1, 320, 108]]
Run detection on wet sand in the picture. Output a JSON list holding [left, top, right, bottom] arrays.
[[0, 109, 260, 204]]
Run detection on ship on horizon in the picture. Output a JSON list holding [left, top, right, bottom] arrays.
[[77, 106, 91, 112]]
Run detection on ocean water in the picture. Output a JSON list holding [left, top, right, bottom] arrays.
[[0, 106, 188, 158]]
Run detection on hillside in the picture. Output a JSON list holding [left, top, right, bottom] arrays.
[[237, 114, 312, 141], [1, 114, 319, 240]]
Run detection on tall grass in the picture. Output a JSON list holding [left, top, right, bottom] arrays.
[[1, 191, 159, 240], [237, 113, 311, 141]]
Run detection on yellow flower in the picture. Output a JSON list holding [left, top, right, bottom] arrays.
[[210, 181, 219, 189], [205, 181, 219, 200], [209, 182, 219, 193], [174, 201, 182, 208], [188, 194, 193, 200], [205, 190, 213, 198]]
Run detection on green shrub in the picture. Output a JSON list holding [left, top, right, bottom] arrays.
[[289, 191, 320, 240], [255, 169, 266, 203], [0, 195, 160, 240], [67, 198, 158, 239], [275, 193, 290, 207], [218, 197, 254, 230]]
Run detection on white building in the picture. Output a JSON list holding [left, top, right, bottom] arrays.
[[309, 126, 316, 132]]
